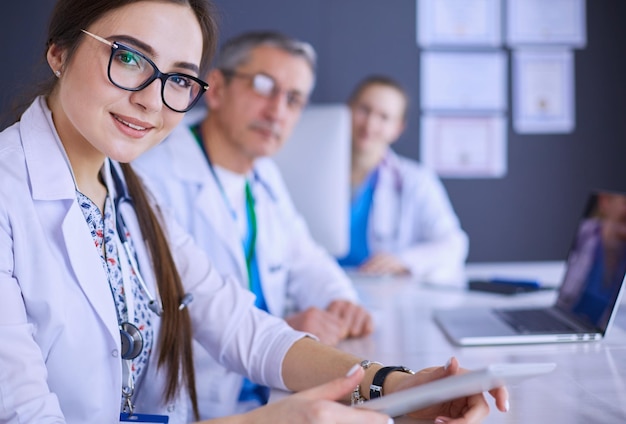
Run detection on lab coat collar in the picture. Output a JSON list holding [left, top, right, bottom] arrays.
[[169, 124, 211, 185], [21, 96, 77, 201], [20, 97, 119, 343], [378, 149, 403, 192], [370, 149, 403, 241], [380, 149, 402, 173]]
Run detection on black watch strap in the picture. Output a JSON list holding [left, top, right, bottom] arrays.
[[370, 366, 414, 399]]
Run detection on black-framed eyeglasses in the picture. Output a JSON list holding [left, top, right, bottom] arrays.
[[220, 69, 307, 111], [81, 30, 208, 113]]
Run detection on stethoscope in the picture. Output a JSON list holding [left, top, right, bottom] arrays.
[[108, 163, 193, 414], [381, 154, 404, 194], [111, 164, 164, 318], [191, 123, 279, 207], [109, 163, 194, 360], [200, 150, 271, 292], [251, 170, 278, 203]]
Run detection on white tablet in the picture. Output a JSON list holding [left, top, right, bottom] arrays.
[[356, 362, 556, 417]]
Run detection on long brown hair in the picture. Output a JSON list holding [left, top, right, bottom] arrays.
[[41, 0, 219, 418], [122, 163, 199, 416]]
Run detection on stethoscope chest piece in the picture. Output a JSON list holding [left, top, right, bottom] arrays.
[[120, 322, 143, 360]]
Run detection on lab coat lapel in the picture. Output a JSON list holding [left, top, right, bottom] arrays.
[[22, 98, 119, 342], [170, 131, 248, 279], [61, 205, 119, 342], [198, 173, 248, 277], [371, 151, 402, 243]]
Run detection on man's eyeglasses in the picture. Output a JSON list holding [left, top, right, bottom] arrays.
[[220, 70, 307, 111], [81, 30, 208, 113]]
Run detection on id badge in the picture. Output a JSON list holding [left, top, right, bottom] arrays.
[[120, 412, 169, 423]]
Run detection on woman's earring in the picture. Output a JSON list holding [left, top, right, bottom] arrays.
[[54, 70, 61, 78]]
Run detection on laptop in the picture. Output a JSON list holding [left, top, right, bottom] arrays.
[[435, 190, 626, 346]]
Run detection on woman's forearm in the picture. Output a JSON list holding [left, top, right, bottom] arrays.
[[281, 337, 384, 401]]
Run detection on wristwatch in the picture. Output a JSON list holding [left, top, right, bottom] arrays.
[[350, 360, 382, 405], [370, 365, 415, 399]]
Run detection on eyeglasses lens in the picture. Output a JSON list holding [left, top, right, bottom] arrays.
[[251, 74, 276, 97], [109, 46, 203, 112]]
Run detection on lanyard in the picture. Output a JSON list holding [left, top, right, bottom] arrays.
[[192, 125, 257, 290], [243, 181, 257, 289]]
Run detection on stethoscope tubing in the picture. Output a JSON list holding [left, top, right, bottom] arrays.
[[111, 165, 164, 317], [111, 165, 195, 312]]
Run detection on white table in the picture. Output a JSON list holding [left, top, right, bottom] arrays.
[[339, 262, 626, 423]]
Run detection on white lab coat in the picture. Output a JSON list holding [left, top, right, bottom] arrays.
[[367, 150, 469, 284], [133, 123, 359, 418], [0, 97, 305, 424]]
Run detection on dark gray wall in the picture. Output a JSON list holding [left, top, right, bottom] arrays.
[[0, 2, 56, 126], [2, 0, 625, 262]]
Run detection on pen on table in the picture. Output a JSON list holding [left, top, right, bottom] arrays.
[[489, 278, 542, 288]]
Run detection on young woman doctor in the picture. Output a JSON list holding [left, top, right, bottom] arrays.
[[339, 75, 468, 284], [0, 0, 509, 423]]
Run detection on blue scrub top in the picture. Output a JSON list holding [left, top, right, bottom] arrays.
[[337, 168, 379, 267]]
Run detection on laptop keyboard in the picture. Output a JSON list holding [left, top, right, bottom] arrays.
[[495, 308, 578, 334]]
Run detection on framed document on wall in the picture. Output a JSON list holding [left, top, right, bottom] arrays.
[[420, 113, 507, 178], [420, 51, 507, 112], [507, 0, 586, 48], [512, 49, 575, 134], [417, 0, 502, 47]]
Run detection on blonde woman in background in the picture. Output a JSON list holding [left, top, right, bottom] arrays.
[[339, 75, 468, 284]]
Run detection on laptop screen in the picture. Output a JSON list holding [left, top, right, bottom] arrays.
[[556, 191, 626, 331]]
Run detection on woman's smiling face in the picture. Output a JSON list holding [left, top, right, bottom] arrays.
[[46, 1, 204, 164]]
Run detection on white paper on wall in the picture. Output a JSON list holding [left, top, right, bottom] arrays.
[[420, 113, 507, 178], [512, 49, 575, 134], [417, 0, 502, 47], [420, 51, 507, 112], [507, 0, 586, 48]]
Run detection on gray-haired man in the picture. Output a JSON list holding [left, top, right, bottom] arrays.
[[134, 31, 372, 419]]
